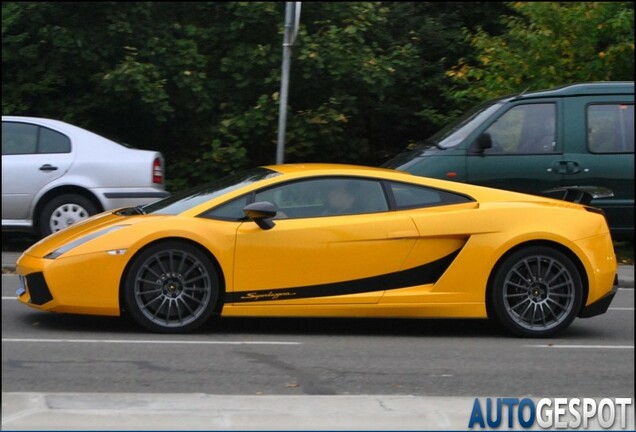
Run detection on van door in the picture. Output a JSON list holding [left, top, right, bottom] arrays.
[[561, 96, 634, 237], [466, 101, 563, 195]]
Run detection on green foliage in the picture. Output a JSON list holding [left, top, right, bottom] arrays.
[[448, 2, 635, 99], [6, 2, 631, 190]]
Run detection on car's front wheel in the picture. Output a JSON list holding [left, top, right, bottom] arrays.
[[123, 241, 220, 333], [489, 246, 583, 338], [39, 194, 98, 237]]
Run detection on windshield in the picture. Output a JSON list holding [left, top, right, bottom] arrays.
[[142, 167, 281, 215], [429, 100, 503, 149]]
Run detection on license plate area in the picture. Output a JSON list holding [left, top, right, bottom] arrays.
[[16, 275, 27, 297]]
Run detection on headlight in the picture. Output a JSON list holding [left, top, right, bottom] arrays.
[[45, 225, 129, 259]]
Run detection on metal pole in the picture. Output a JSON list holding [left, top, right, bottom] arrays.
[[276, 2, 301, 165]]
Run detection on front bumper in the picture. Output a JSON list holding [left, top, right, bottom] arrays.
[[17, 273, 53, 305], [16, 252, 124, 316], [578, 274, 618, 318]]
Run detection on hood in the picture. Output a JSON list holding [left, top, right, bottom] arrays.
[[24, 211, 164, 258]]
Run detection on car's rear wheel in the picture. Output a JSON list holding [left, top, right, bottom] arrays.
[[123, 241, 219, 333], [39, 194, 98, 237], [489, 246, 583, 338]]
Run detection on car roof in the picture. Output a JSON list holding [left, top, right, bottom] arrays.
[[3, 115, 80, 129], [265, 163, 403, 176], [503, 81, 634, 102], [2, 115, 104, 139], [2, 115, 136, 151]]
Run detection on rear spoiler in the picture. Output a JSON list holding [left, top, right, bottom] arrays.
[[542, 186, 614, 206]]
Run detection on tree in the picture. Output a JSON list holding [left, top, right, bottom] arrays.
[[448, 2, 635, 100], [3, 2, 512, 189]]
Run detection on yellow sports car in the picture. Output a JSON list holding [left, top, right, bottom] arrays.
[[16, 164, 617, 337]]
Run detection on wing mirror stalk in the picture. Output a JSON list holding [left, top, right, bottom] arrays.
[[243, 202, 277, 230], [472, 132, 492, 155]]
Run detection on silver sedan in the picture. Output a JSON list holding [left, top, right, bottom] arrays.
[[2, 116, 170, 237]]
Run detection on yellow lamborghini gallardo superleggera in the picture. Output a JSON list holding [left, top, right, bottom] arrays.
[[16, 164, 617, 337]]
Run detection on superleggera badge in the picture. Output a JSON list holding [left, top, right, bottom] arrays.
[[240, 291, 296, 301]]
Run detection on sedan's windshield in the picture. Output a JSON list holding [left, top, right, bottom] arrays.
[[141, 167, 281, 215], [429, 100, 503, 149]]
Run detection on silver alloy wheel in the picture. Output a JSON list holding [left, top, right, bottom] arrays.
[[502, 255, 576, 331], [49, 203, 90, 233], [133, 249, 213, 328]]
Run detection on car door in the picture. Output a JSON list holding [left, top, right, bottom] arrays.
[[230, 177, 419, 305], [2, 121, 74, 221], [466, 101, 564, 195], [560, 96, 634, 237], [378, 181, 477, 305]]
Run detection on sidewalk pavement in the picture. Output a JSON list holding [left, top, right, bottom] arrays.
[[2, 393, 634, 431], [3, 394, 474, 431], [2, 251, 633, 287]]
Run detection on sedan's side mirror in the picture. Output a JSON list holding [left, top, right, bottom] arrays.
[[243, 201, 277, 230], [473, 132, 492, 154]]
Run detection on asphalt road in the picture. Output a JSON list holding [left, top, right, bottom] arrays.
[[2, 273, 634, 397]]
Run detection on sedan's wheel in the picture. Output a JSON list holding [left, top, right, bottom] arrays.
[[123, 241, 220, 333], [39, 194, 98, 237], [489, 246, 583, 338]]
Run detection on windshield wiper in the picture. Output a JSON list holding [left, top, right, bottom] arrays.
[[408, 139, 441, 150], [115, 205, 146, 216]]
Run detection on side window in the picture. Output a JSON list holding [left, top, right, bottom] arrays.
[[1, 122, 71, 155], [484, 103, 557, 154], [39, 127, 71, 153], [389, 182, 473, 209], [587, 104, 634, 153], [2, 122, 38, 155], [205, 194, 250, 221], [255, 178, 389, 218]]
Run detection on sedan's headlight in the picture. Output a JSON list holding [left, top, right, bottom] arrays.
[[45, 225, 129, 259]]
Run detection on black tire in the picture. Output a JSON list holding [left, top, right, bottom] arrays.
[[39, 194, 98, 237], [489, 246, 583, 338], [122, 241, 220, 333]]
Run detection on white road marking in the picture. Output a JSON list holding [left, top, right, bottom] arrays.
[[609, 307, 634, 310], [2, 296, 18, 300], [1, 338, 301, 345], [525, 344, 634, 349]]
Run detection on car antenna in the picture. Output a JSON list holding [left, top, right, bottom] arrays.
[[510, 86, 532, 101]]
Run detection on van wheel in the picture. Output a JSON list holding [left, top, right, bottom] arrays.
[[39, 194, 98, 237], [489, 246, 583, 338]]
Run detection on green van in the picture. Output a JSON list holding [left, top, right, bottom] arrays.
[[384, 82, 634, 239]]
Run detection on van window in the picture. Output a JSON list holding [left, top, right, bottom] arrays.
[[433, 101, 503, 149], [484, 103, 557, 154], [587, 104, 634, 153]]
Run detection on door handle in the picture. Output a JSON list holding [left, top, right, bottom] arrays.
[[388, 230, 419, 239], [551, 161, 581, 174], [39, 164, 58, 172], [551, 161, 568, 174], [565, 161, 581, 174]]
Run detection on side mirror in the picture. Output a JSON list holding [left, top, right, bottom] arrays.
[[243, 201, 277, 230], [473, 132, 492, 154]]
